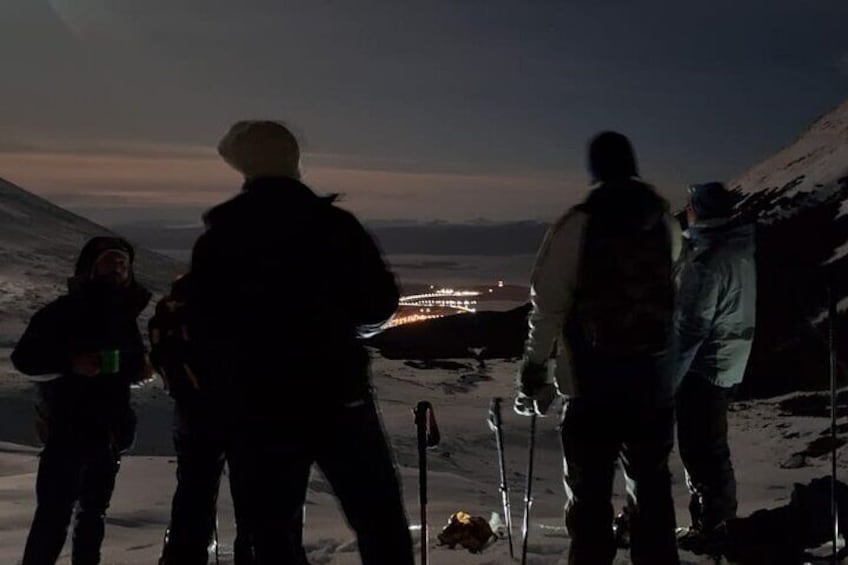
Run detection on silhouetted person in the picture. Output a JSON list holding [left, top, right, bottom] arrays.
[[516, 132, 682, 564], [151, 274, 274, 565], [12, 236, 151, 565], [673, 182, 756, 553], [185, 120, 414, 565]]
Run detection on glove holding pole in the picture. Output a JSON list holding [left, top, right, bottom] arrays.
[[414, 401, 441, 565], [513, 359, 558, 564], [514, 359, 558, 417], [521, 413, 537, 565]]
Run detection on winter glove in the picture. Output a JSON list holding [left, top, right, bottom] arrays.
[[514, 359, 558, 416]]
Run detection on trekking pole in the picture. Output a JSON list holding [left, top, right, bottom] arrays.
[[414, 401, 441, 565], [213, 516, 220, 565], [488, 397, 515, 559], [829, 283, 840, 564], [521, 413, 537, 565]]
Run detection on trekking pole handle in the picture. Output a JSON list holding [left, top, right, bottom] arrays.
[[415, 401, 441, 448], [414, 401, 439, 565], [488, 397, 503, 431]]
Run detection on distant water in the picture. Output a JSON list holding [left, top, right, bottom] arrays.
[[156, 249, 535, 291], [386, 253, 535, 288]]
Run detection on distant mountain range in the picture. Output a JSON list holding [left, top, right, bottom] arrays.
[[109, 219, 550, 256]]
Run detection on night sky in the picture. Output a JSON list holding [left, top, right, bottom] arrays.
[[1, 0, 846, 225]]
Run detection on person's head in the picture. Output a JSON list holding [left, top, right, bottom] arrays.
[[75, 237, 135, 288], [687, 182, 736, 224], [217, 120, 301, 181], [588, 131, 639, 183]]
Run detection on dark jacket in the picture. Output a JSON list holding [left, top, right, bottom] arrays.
[[186, 177, 399, 413], [11, 281, 151, 449]]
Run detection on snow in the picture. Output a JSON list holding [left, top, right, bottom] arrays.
[[731, 98, 848, 203], [0, 176, 181, 299], [725, 99, 848, 266], [1, 358, 845, 564]]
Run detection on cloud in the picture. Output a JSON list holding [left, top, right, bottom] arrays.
[[0, 144, 586, 222]]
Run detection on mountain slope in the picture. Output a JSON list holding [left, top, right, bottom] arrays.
[[732, 97, 848, 205], [0, 177, 183, 341]]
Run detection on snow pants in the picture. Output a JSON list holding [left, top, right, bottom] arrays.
[[227, 396, 414, 565], [561, 395, 679, 565], [160, 403, 308, 565], [21, 441, 120, 565], [676, 374, 737, 531]]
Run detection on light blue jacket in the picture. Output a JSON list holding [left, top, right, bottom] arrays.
[[672, 218, 756, 389]]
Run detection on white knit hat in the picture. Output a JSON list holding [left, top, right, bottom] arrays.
[[217, 120, 301, 179]]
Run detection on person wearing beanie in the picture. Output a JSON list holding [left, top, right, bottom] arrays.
[[515, 131, 682, 564], [12, 236, 151, 565], [672, 182, 756, 554], [156, 122, 309, 565], [179, 120, 413, 565]]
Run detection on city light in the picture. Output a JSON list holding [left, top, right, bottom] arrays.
[[382, 283, 513, 328]]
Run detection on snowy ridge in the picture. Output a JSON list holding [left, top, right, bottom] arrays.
[[732, 97, 848, 203], [0, 177, 182, 341]]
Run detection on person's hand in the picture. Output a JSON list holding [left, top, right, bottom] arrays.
[[71, 353, 101, 377], [514, 384, 558, 417], [514, 359, 558, 416]]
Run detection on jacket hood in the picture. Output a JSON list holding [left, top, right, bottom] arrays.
[[66, 236, 151, 314], [73, 236, 135, 279]]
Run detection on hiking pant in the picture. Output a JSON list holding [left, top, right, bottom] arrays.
[[676, 374, 737, 531], [562, 397, 679, 565], [21, 442, 120, 565], [227, 396, 414, 565], [160, 409, 228, 565], [160, 405, 309, 565]]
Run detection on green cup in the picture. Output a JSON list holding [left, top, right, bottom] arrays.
[[100, 349, 121, 374]]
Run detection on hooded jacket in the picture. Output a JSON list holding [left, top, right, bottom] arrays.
[[186, 177, 399, 413], [523, 179, 682, 397], [11, 237, 151, 448], [671, 218, 756, 388]]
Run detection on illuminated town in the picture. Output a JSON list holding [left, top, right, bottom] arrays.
[[385, 281, 526, 328]]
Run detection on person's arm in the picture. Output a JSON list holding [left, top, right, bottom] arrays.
[[340, 212, 400, 336], [11, 302, 70, 379], [672, 258, 720, 388], [520, 211, 587, 393]]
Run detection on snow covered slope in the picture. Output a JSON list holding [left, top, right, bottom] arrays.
[[732, 98, 848, 210], [0, 176, 183, 343]]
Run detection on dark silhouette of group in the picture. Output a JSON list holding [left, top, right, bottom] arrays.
[[11, 121, 755, 565]]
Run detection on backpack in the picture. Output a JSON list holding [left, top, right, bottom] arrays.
[[148, 275, 204, 403], [568, 183, 674, 356]]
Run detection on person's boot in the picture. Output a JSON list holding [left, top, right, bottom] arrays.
[[676, 523, 726, 558]]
